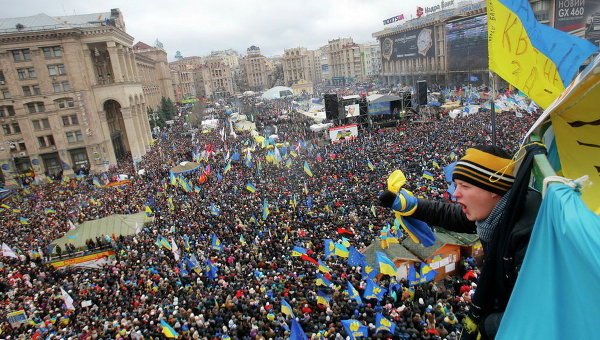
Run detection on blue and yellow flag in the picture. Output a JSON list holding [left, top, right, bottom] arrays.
[[364, 278, 387, 301], [375, 313, 396, 334], [316, 273, 332, 287], [290, 318, 307, 340], [316, 290, 330, 306], [422, 171, 434, 180], [209, 203, 220, 216], [346, 281, 363, 305], [262, 199, 269, 219], [281, 298, 295, 318], [375, 251, 398, 276], [487, 0, 597, 108], [156, 236, 172, 250], [292, 245, 308, 257], [324, 239, 336, 259], [239, 235, 246, 246], [223, 160, 232, 174], [408, 262, 437, 286], [246, 183, 257, 193], [361, 261, 380, 280], [303, 161, 313, 177], [367, 160, 375, 171], [211, 234, 224, 251], [341, 319, 368, 340], [160, 319, 179, 338], [317, 259, 332, 273], [19, 217, 29, 225], [44, 208, 56, 214], [334, 242, 349, 258]]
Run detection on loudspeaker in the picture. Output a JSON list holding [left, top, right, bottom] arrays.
[[400, 92, 412, 110], [324, 94, 339, 120], [417, 80, 427, 105], [358, 97, 368, 116]]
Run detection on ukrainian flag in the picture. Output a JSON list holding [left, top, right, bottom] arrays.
[[160, 319, 179, 338], [211, 234, 224, 251], [44, 208, 56, 214], [292, 246, 308, 257], [487, 0, 597, 108], [262, 199, 269, 219], [422, 171, 434, 180], [375, 312, 396, 333], [316, 290, 330, 306], [144, 205, 153, 216], [316, 273, 332, 287], [223, 160, 232, 174], [341, 320, 367, 339], [19, 217, 29, 225], [246, 183, 257, 193], [303, 161, 313, 177], [334, 243, 349, 258], [317, 259, 332, 273], [346, 281, 363, 304], [367, 160, 375, 171], [375, 251, 398, 276], [324, 239, 336, 259], [281, 299, 295, 317]]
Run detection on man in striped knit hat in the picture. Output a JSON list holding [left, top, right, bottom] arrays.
[[380, 145, 542, 340]]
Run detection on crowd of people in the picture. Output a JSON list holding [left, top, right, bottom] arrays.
[[0, 95, 539, 339]]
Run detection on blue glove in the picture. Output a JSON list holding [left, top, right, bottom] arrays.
[[391, 189, 418, 216]]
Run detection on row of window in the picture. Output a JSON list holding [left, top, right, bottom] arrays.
[[1, 81, 71, 99], [2, 115, 79, 134], [10, 47, 62, 62], [0, 98, 75, 117], [16, 64, 67, 80], [3, 127, 83, 147]]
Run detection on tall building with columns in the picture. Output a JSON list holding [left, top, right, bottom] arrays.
[[133, 41, 174, 110], [0, 8, 152, 184], [282, 47, 322, 87]]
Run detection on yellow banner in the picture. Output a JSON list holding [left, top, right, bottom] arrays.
[[51, 250, 115, 268]]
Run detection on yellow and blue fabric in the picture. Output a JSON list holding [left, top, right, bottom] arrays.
[[223, 160, 232, 174], [167, 197, 175, 211], [262, 199, 269, 219], [340, 237, 351, 247], [341, 319, 368, 340], [367, 160, 375, 171], [375, 313, 396, 334], [156, 236, 172, 250], [19, 217, 29, 225], [290, 318, 307, 340], [396, 215, 436, 247], [346, 281, 363, 305], [347, 246, 365, 267], [205, 259, 218, 279], [422, 171, 434, 180], [246, 183, 257, 193], [44, 208, 56, 214], [211, 234, 224, 251], [364, 279, 387, 301], [303, 161, 313, 177], [317, 259, 332, 273], [316, 290, 331, 306], [361, 261, 379, 280], [209, 203, 220, 216], [182, 234, 191, 251], [316, 273, 332, 287], [239, 235, 246, 246], [375, 251, 398, 276], [390, 190, 418, 216], [452, 148, 515, 195], [160, 319, 179, 338], [334, 242, 349, 258], [497, 184, 600, 339], [281, 298, 295, 317], [487, 0, 597, 109], [408, 262, 437, 286], [324, 239, 336, 259], [292, 245, 308, 257]]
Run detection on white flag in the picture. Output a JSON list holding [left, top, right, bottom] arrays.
[[135, 222, 141, 234], [171, 237, 180, 261], [1, 243, 18, 258], [68, 221, 76, 230], [60, 287, 75, 310]]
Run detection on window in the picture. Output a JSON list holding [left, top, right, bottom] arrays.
[[55, 97, 75, 109], [2, 123, 21, 135], [17, 67, 36, 80], [52, 81, 71, 93], [32, 118, 50, 131], [0, 106, 15, 117], [11, 49, 31, 61], [1, 88, 10, 99], [62, 114, 78, 126], [42, 46, 62, 58], [47, 64, 66, 76], [66, 130, 83, 143], [37, 135, 55, 148], [0, 71, 5, 83], [25, 102, 45, 114], [22, 85, 41, 97]]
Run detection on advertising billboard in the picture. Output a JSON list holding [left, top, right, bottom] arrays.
[[344, 103, 360, 117], [445, 15, 488, 71], [381, 26, 436, 61], [329, 124, 358, 143], [554, 0, 600, 45]]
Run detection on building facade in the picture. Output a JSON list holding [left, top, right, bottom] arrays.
[[193, 59, 234, 99], [133, 41, 174, 110], [282, 47, 322, 87], [0, 9, 152, 184], [168, 56, 202, 102], [239, 46, 273, 92], [362, 41, 382, 79], [326, 38, 365, 86]]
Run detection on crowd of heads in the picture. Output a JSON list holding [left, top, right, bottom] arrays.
[[0, 96, 539, 339]]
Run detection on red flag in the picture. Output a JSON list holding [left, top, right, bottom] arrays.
[[337, 228, 354, 235], [301, 254, 318, 266]]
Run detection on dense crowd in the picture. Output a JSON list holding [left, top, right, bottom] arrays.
[[0, 97, 539, 339]]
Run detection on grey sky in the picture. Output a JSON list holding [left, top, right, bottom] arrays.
[[2, 0, 447, 60]]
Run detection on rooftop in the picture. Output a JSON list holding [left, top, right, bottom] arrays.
[[0, 11, 113, 34]]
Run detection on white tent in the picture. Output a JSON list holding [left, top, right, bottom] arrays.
[[261, 86, 294, 100]]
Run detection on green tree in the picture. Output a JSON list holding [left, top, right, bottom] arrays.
[[158, 97, 176, 121]]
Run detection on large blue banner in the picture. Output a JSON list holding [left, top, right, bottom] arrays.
[[369, 102, 391, 115]]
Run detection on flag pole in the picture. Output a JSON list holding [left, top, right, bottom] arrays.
[[489, 70, 497, 146]]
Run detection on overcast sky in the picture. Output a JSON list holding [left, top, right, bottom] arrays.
[[2, 0, 454, 60]]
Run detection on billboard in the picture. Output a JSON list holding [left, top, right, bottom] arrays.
[[344, 103, 360, 117], [554, 1, 600, 45], [369, 102, 391, 115], [329, 124, 358, 143], [381, 26, 436, 61], [445, 15, 488, 71]]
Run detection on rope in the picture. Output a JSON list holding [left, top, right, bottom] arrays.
[[542, 175, 590, 197]]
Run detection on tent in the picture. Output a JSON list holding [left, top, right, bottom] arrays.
[[50, 212, 152, 252], [170, 161, 202, 174], [261, 86, 294, 100]]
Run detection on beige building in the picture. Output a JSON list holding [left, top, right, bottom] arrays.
[[133, 41, 174, 110], [169, 56, 202, 102], [193, 59, 234, 99], [282, 47, 322, 87], [327, 38, 365, 86], [0, 9, 153, 184], [240, 46, 273, 92]]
